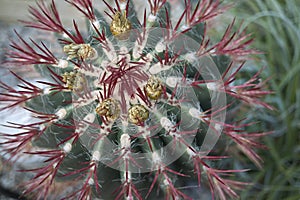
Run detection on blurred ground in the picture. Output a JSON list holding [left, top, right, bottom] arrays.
[[0, 21, 37, 200]]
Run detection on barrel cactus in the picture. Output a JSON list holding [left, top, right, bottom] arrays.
[[0, 0, 272, 199]]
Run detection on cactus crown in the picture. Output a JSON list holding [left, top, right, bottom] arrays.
[[0, 0, 272, 199]]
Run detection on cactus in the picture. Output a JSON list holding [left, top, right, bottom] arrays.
[[0, 0, 273, 199]]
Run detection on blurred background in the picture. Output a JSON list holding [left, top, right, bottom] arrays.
[[0, 0, 94, 25], [0, 0, 299, 199], [231, 1, 300, 199]]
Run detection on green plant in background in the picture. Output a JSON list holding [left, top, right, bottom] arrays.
[[230, 0, 300, 199], [0, 0, 273, 199]]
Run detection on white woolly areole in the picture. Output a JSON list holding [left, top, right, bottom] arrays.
[[120, 46, 129, 55], [92, 20, 100, 29], [105, 40, 117, 61], [189, 107, 202, 119], [52, 162, 59, 169], [163, 179, 169, 186], [146, 53, 153, 61], [120, 2, 126, 10], [133, 29, 149, 59], [120, 134, 131, 149], [63, 143, 72, 153], [124, 171, 132, 181], [166, 76, 181, 88], [184, 52, 197, 62], [76, 113, 96, 133], [84, 113, 96, 123], [57, 59, 68, 68], [92, 151, 100, 161], [78, 66, 102, 77], [133, 43, 144, 59], [142, 53, 154, 68], [152, 152, 161, 164], [149, 63, 173, 74], [209, 48, 217, 55], [160, 117, 173, 132], [206, 82, 219, 91], [155, 40, 166, 53], [39, 58, 46, 63], [88, 177, 94, 185], [39, 124, 46, 131], [56, 108, 67, 119], [141, 131, 150, 140], [214, 123, 222, 132], [148, 14, 157, 22], [149, 63, 162, 74], [43, 87, 52, 95], [229, 82, 237, 93], [90, 48, 98, 60], [180, 24, 190, 31], [62, 32, 69, 39], [186, 147, 196, 157], [101, 60, 109, 68], [169, 130, 180, 138]]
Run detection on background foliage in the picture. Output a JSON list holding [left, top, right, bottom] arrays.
[[231, 0, 300, 199]]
